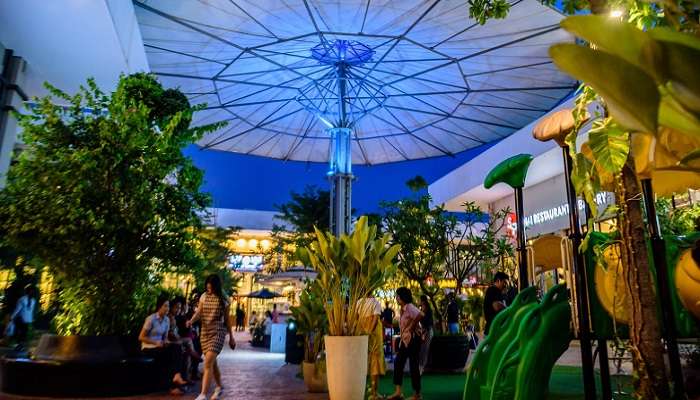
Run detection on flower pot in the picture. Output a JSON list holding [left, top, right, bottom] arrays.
[[302, 361, 328, 393], [324, 335, 368, 400]]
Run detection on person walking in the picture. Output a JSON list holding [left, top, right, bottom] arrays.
[[381, 301, 395, 329], [357, 294, 386, 400], [418, 295, 434, 374], [271, 303, 279, 323], [188, 275, 236, 400], [235, 305, 245, 332], [10, 285, 36, 351], [483, 272, 509, 335], [446, 292, 460, 334], [387, 287, 424, 400]]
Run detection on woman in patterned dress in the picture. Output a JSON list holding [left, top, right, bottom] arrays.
[[188, 275, 236, 400]]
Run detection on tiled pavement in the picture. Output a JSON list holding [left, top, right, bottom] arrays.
[[0, 331, 329, 400]]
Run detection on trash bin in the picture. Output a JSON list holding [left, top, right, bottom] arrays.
[[285, 321, 304, 364]]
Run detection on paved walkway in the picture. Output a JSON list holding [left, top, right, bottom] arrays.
[[0, 331, 328, 400]]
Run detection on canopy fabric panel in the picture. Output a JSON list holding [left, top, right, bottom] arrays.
[[134, 0, 575, 165]]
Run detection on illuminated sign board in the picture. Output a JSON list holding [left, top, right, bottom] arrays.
[[228, 254, 263, 272], [523, 192, 613, 228]]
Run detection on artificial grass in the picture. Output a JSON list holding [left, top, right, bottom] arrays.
[[376, 365, 633, 400]]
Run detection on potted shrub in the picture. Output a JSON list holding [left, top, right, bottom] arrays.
[[298, 216, 398, 400], [0, 74, 222, 396], [290, 280, 328, 393]]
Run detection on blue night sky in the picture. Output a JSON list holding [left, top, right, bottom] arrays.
[[184, 142, 496, 214]]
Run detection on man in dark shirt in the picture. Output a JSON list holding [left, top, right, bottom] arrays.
[[380, 301, 395, 329], [483, 272, 509, 335], [446, 292, 460, 333]]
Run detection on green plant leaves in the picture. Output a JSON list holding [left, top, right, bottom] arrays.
[[301, 216, 397, 336], [560, 15, 660, 75], [659, 95, 700, 139], [550, 44, 659, 134], [588, 120, 630, 175]]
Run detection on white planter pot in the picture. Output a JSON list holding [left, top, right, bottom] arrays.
[[324, 335, 368, 400], [302, 361, 328, 393]]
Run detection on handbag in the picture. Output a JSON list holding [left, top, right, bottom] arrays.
[[469, 332, 479, 350], [4, 320, 15, 337]]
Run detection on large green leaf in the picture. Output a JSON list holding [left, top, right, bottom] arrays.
[[659, 95, 700, 140], [560, 15, 660, 76], [649, 27, 700, 52], [550, 44, 659, 134], [656, 42, 700, 113], [588, 120, 630, 174]]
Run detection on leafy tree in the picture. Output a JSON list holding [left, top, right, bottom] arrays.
[[0, 73, 223, 335], [445, 202, 514, 293], [265, 186, 331, 272], [381, 177, 450, 330]]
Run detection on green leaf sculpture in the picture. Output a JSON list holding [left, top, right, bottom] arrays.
[[484, 154, 534, 190]]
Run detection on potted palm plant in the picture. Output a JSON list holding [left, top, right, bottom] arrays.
[[290, 280, 328, 393], [298, 216, 398, 400]]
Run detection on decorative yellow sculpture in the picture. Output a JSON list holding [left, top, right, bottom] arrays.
[[594, 246, 631, 325], [675, 249, 700, 320]]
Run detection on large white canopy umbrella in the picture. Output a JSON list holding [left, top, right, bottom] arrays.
[[134, 0, 575, 235]]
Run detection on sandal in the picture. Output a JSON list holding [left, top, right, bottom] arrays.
[[386, 394, 404, 400], [168, 387, 185, 396], [194, 394, 207, 400], [211, 386, 224, 400]]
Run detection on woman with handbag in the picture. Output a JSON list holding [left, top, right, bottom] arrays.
[[188, 274, 236, 400], [387, 287, 424, 400]]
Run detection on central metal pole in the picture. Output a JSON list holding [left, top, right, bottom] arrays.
[[562, 146, 597, 400], [329, 62, 352, 236]]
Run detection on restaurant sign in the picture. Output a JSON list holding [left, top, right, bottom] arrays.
[[523, 192, 613, 229]]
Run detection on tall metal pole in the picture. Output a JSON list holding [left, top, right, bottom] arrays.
[[562, 146, 597, 400], [641, 178, 686, 399], [514, 187, 529, 290], [329, 62, 353, 237]]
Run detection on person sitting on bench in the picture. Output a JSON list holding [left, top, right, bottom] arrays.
[[139, 295, 189, 395]]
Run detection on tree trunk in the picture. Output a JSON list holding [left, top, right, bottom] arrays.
[[618, 158, 670, 399]]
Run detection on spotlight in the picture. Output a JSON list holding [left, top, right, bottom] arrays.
[[610, 9, 624, 18]]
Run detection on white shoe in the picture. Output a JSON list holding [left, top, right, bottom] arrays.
[[195, 394, 207, 400], [211, 386, 224, 400]]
